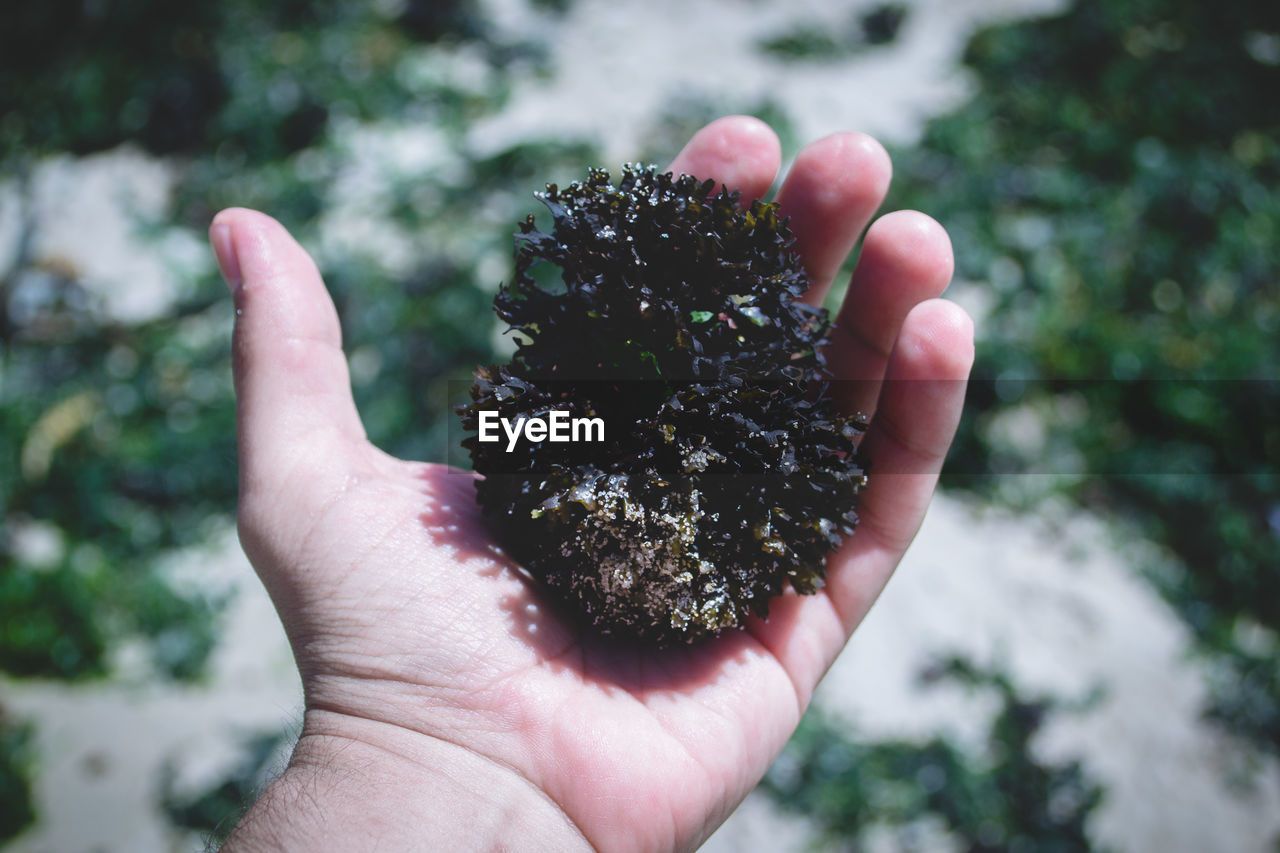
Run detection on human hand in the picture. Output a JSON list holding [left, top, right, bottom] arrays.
[[211, 116, 973, 852]]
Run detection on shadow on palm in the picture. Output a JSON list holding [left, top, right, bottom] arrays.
[[415, 461, 781, 701]]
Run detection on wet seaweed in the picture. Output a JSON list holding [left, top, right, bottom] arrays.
[[460, 164, 867, 642]]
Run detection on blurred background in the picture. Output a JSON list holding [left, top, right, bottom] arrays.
[[2, 0, 1278, 849]]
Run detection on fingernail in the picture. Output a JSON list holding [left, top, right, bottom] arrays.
[[210, 222, 242, 293]]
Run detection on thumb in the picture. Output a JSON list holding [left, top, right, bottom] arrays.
[[210, 208, 367, 504]]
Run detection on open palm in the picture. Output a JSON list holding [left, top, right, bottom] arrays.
[[213, 117, 972, 852]]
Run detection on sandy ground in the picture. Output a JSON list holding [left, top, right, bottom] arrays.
[[5, 0, 1280, 850], [478, 0, 1070, 162], [2, 530, 301, 853], [704, 497, 1280, 852]]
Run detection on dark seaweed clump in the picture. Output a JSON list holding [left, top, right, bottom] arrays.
[[460, 164, 868, 643]]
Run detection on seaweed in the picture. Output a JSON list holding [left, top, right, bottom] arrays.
[[460, 165, 868, 642]]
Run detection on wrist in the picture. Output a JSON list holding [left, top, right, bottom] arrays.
[[222, 709, 593, 852]]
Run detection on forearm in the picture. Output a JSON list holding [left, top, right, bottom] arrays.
[[223, 710, 593, 852]]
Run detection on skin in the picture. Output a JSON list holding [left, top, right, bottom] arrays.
[[210, 116, 974, 852]]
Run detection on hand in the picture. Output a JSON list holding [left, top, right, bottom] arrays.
[[210, 116, 973, 852]]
